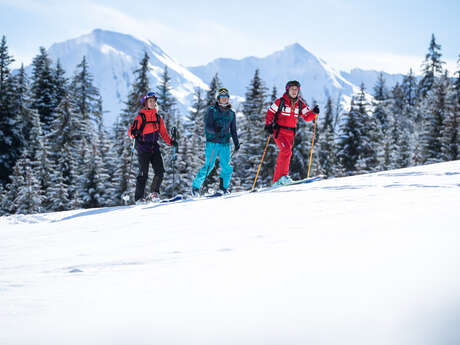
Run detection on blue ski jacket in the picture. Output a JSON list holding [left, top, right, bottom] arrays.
[[205, 103, 239, 147]]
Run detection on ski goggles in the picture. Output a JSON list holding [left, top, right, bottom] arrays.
[[141, 92, 157, 104], [285, 80, 301, 91], [217, 88, 230, 98]]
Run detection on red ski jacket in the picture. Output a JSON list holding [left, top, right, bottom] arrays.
[[129, 109, 172, 151], [266, 93, 316, 129]]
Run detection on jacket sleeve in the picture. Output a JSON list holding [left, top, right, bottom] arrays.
[[205, 107, 217, 135], [300, 103, 317, 122], [158, 117, 172, 145], [128, 114, 142, 138], [230, 112, 239, 147], [266, 98, 281, 125]]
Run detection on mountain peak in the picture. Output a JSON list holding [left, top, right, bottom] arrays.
[[284, 42, 308, 53]]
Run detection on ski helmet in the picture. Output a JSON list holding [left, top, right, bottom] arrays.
[[217, 87, 230, 100], [285, 80, 301, 92], [141, 92, 157, 105]]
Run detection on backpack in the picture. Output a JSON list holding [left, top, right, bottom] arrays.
[[131, 110, 162, 139], [273, 97, 305, 138]]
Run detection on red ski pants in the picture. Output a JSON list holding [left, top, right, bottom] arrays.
[[273, 131, 294, 183]]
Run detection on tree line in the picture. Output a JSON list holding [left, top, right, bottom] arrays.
[[0, 34, 458, 215]]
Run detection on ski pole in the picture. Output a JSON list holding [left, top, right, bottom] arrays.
[[251, 135, 271, 192], [307, 115, 317, 178], [122, 139, 136, 203], [171, 127, 177, 195]]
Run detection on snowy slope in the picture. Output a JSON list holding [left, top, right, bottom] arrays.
[[189, 43, 361, 106], [41, 29, 208, 126], [1, 161, 460, 345]]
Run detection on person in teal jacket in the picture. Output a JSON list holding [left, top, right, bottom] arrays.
[[192, 88, 240, 196]]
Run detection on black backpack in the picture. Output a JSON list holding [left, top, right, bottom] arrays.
[[130, 111, 162, 139]]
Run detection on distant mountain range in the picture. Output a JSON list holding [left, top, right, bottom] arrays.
[[27, 29, 405, 126], [43, 29, 207, 125]]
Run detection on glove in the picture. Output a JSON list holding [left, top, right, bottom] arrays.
[[171, 139, 178, 148], [264, 123, 274, 134], [312, 105, 320, 114], [234, 142, 240, 152]]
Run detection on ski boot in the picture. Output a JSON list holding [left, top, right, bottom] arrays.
[[219, 177, 230, 195], [191, 186, 200, 197], [147, 192, 161, 203]]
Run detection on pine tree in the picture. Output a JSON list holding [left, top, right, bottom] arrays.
[[401, 68, 417, 107], [336, 97, 361, 175], [8, 152, 44, 215], [5, 111, 49, 214], [185, 87, 206, 184], [0, 35, 22, 186], [155, 65, 179, 197], [318, 97, 337, 177], [156, 65, 177, 129], [355, 84, 379, 173], [260, 86, 279, 185], [54, 59, 67, 106], [30, 47, 57, 134], [94, 97, 116, 206], [47, 92, 82, 206], [47, 162, 71, 212], [373, 72, 389, 101], [440, 76, 459, 161], [420, 72, 449, 164], [70, 56, 100, 138], [419, 34, 445, 99], [112, 53, 150, 203], [236, 69, 268, 190]]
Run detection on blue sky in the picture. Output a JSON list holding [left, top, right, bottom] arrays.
[[1, 0, 459, 74]]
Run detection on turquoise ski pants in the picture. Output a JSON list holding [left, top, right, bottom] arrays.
[[192, 142, 233, 189]]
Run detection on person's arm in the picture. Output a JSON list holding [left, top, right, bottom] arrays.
[[300, 103, 317, 122], [230, 112, 239, 149], [128, 114, 142, 138], [158, 117, 172, 145], [266, 98, 280, 125]]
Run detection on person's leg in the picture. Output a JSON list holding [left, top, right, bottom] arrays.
[[150, 149, 165, 194], [192, 142, 217, 189], [273, 133, 294, 183], [218, 143, 233, 190], [135, 151, 151, 201]]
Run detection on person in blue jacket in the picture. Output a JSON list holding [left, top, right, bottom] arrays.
[[191, 87, 240, 196]]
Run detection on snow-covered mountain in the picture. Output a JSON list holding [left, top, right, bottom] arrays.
[[44, 29, 208, 126], [2, 161, 460, 345], [340, 68, 406, 92], [189, 43, 361, 107]]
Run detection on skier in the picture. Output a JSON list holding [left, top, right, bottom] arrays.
[[265, 80, 319, 186], [191, 87, 240, 196], [128, 92, 178, 203]]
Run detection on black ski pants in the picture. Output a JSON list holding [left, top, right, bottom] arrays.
[[135, 149, 165, 201]]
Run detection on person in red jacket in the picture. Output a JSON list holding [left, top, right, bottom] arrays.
[[265, 80, 320, 186], [128, 92, 178, 203]]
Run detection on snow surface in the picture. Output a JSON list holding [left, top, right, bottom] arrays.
[[1, 161, 460, 345]]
